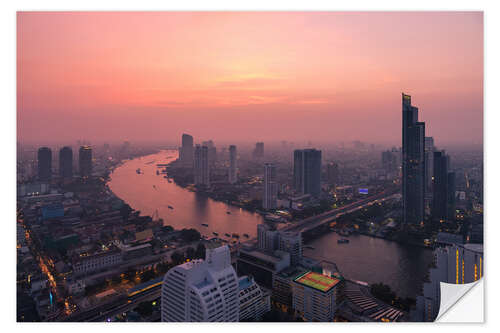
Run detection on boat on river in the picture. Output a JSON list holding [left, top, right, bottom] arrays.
[[201, 223, 208, 227], [338, 238, 349, 244]]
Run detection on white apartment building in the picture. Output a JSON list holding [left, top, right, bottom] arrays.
[[161, 243, 239, 322], [238, 276, 270, 321]]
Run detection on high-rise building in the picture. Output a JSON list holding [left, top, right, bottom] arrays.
[[432, 151, 455, 222], [238, 276, 271, 321], [424, 137, 435, 193], [402, 93, 426, 226], [194, 145, 210, 187], [253, 142, 264, 159], [263, 163, 278, 209], [257, 224, 279, 253], [447, 172, 456, 221], [37, 147, 52, 181], [78, 146, 92, 177], [202, 140, 217, 167], [413, 244, 483, 322], [59, 146, 73, 179], [180, 134, 194, 167], [326, 162, 339, 189], [257, 224, 302, 266], [278, 232, 302, 267], [161, 243, 239, 322], [293, 149, 322, 197], [228, 145, 237, 184]]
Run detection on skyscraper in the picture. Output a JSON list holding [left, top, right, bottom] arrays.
[[59, 146, 73, 179], [293, 149, 322, 197], [180, 133, 194, 167], [79, 146, 92, 177], [202, 140, 217, 167], [432, 150, 449, 221], [228, 145, 237, 184], [424, 137, 435, 194], [263, 163, 278, 209], [37, 147, 52, 181], [161, 243, 239, 322], [402, 93, 425, 226], [253, 142, 264, 159], [194, 145, 210, 187], [432, 151, 456, 222], [447, 172, 456, 221]]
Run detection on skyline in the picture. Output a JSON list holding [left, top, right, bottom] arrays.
[[17, 12, 483, 146]]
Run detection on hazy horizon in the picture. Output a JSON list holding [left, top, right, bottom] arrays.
[[17, 12, 483, 147]]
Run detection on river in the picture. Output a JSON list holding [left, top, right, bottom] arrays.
[[304, 233, 434, 298], [108, 149, 433, 299], [108, 150, 264, 238]]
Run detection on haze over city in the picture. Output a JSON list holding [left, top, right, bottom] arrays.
[[15, 10, 485, 324], [17, 12, 482, 146]]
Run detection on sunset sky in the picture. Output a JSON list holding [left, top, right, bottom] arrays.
[[17, 12, 483, 146]]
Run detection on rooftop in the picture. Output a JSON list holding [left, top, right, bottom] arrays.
[[238, 276, 254, 291], [294, 271, 341, 293]]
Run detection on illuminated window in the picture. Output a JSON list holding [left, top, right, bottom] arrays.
[[462, 259, 465, 284], [456, 249, 459, 284], [480, 257, 482, 279], [474, 264, 478, 281]]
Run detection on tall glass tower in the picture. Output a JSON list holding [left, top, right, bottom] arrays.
[[402, 93, 425, 226], [293, 149, 322, 197]]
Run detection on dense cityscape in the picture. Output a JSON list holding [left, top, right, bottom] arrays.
[[15, 10, 484, 323], [16, 94, 483, 322]]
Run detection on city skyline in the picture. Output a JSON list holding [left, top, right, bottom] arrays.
[[15, 11, 484, 323], [17, 12, 482, 145]]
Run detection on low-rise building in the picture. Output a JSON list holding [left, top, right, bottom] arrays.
[[291, 271, 341, 322], [72, 248, 122, 276]]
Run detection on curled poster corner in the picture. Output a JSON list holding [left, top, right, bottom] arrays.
[[435, 279, 484, 322]]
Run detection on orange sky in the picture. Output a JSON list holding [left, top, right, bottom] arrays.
[[17, 12, 483, 146]]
